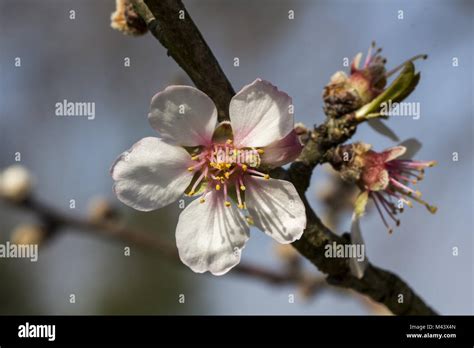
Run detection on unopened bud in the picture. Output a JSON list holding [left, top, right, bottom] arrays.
[[87, 197, 117, 222], [11, 224, 46, 245], [323, 43, 387, 118], [111, 0, 148, 36], [0, 165, 33, 202]]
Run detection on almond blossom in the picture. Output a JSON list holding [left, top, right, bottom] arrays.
[[111, 79, 306, 275], [332, 142, 437, 278]]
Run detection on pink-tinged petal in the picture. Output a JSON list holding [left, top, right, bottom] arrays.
[[348, 213, 368, 279], [176, 191, 249, 275], [111, 137, 194, 211], [261, 130, 303, 168], [244, 176, 306, 244], [148, 85, 218, 146], [229, 79, 294, 148], [382, 146, 406, 162], [366, 168, 389, 191]]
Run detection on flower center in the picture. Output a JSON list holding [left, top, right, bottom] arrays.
[[185, 139, 269, 208]]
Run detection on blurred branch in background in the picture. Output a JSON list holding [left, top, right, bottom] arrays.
[[123, 0, 437, 315], [0, 183, 392, 315]]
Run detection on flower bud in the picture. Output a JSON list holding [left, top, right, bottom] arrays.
[[323, 43, 387, 118], [87, 197, 118, 222], [11, 224, 46, 245], [111, 0, 148, 36], [0, 165, 33, 203]]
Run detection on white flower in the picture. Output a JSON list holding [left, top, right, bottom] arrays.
[[111, 79, 306, 275]]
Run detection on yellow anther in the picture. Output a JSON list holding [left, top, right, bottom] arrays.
[[224, 172, 231, 179], [257, 149, 264, 154], [225, 163, 231, 169], [215, 184, 221, 191], [224, 201, 231, 207], [240, 185, 246, 191], [226, 139, 233, 144], [188, 190, 195, 196], [199, 198, 206, 203], [429, 161, 437, 167], [242, 164, 248, 171], [237, 204, 244, 209], [187, 166, 194, 171], [191, 155, 199, 161], [263, 174, 270, 180]]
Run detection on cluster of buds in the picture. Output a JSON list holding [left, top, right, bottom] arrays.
[[323, 43, 387, 118], [323, 42, 427, 121], [331, 142, 437, 233]]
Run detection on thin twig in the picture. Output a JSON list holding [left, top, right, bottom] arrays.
[[4, 197, 297, 285]]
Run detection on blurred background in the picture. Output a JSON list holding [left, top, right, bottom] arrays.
[[0, 0, 472, 315]]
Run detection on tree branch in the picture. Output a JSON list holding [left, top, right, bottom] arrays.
[[128, 0, 436, 315], [131, 0, 235, 121], [3, 196, 297, 286]]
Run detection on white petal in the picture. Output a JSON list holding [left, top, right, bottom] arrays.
[[244, 176, 306, 244], [148, 85, 218, 146], [111, 137, 194, 211], [349, 213, 369, 279], [229, 79, 294, 148], [176, 191, 250, 275]]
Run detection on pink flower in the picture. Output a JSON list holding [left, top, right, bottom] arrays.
[[333, 142, 437, 278], [111, 79, 306, 275], [357, 145, 437, 233]]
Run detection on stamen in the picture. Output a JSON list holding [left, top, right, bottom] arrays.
[[389, 178, 421, 197], [408, 194, 438, 214], [188, 169, 207, 196], [247, 168, 269, 179], [223, 182, 230, 207], [372, 193, 393, 234], [215, 184, 221, 191], [238, 177, 246, 191], [187, 159, 206, 172], [235, 182, 244, 209]]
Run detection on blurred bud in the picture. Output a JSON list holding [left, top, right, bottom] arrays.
[[275, 244, 300, 264], [0, 165, 33, 203], [11, 224, 46, 245], [111, 0, 148, 36], [323, 42, 387, 118], [87, 197, 118, 222]]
